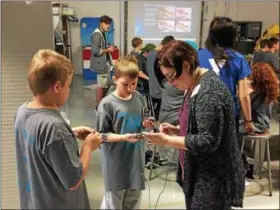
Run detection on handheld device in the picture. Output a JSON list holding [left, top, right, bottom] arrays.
[[146, 116, 155, 122], [129, 133, 145, 139]]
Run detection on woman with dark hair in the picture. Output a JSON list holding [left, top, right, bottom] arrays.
[[198, 17, 254, 136], [144, 40, 245, 210]]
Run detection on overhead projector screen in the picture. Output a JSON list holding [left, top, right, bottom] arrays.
[[127, 1, 202, 50]]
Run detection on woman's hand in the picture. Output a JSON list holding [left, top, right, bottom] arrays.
[[143, 132, 169, 146], [159, 123, 179, 135], [72, 126, 95, 140]]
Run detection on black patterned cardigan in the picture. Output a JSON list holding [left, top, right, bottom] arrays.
[[177, 71, 245, 210]]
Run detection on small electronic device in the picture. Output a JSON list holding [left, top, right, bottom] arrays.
[[136, 133, 145, 139], [100, 133, 108, 143], [146, 117, 155, 122], [129, 133, 145, 139]]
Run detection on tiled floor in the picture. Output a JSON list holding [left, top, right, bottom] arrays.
[[67, 75, 279, 209]]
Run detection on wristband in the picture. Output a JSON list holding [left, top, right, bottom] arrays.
[[244, 119, 252, 123], [100, 133, 108, 144]]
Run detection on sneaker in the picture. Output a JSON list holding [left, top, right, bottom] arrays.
[[245, 180, 251, 186]]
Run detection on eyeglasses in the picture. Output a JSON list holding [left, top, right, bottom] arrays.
[[165, 71, 177, 83]]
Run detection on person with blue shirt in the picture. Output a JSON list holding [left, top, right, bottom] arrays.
[[198, 17, 255, 136]]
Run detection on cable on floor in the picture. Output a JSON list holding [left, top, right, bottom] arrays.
[[154, 163, 172, 210], [143, 175, 152, 210]]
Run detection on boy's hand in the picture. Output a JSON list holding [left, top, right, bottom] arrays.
[[123, 133, 139, 143], [84, 132, 102, 150], [72, 126, 95, 140], [142, 117, 155, 129]]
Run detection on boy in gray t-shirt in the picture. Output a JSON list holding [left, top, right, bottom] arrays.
[[14, 50, 101, 209], [96, 56, 153, 209]]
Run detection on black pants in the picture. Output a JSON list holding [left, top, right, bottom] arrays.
[[151, 97, 161, 121]]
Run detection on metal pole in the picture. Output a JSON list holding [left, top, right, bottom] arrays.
[[199, 1, 205, 49], [124, 1, 128, 55]]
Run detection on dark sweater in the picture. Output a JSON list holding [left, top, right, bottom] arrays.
[[182, 71, 245, 209]]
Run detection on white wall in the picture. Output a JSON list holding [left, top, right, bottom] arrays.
[[201, 1, 279, 47], [1, 1, 54, 208], [67, 1, 121, 74], [227, 1, 279, 31]]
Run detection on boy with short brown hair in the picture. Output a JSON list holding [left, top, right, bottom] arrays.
[[131, 37, 143, 57], [96, 56, 153, 209], [15, 49, 101, 209]]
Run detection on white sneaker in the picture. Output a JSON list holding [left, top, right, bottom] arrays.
[[245, 180, 251, 186]]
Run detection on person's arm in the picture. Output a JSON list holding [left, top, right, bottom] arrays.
[[91, 33, 112, 57], [185, 94, 224, 155], [91, 33, 103, 56], [139, 71, 149, 80], [143, 132, 185, 149], [164, 135, 186, 149], [96, 102, 137, 143], [69, 137, 96, 191], [145, 94, 225, 153], [239, 80, 255, 134], [44, 132, 100, 191], [238, 78, 252, 121], [103, 133, 136, 142], [237, 58, 255, 134]]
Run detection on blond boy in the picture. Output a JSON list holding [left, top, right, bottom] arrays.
[[96, 56, 153, 209], [14, 49, 101, 209]]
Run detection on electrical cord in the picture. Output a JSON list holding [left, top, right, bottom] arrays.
[[143, 175, 152, 210], [154, 163, 172, 210]]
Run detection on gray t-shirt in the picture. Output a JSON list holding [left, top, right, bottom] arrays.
[[159, 83, 184, 125], [147, 50, 163, 99], [14, 103, 90, 209], [253, 51, 280, 73], [96, 91, 148, 191], [251, 91, 273, 133]]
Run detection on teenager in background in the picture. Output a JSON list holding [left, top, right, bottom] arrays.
[[198, 16, 254, 136], [136, 44, 156, 95], [90, 15, 114, 109], [253, 37, 280, 76], [130, 37, 143, 58]]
